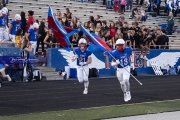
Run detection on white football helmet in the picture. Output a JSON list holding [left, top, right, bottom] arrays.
[[33, 23, 39, 29], [116, 39, 125, 45], [15, 14, 21, 21], [78, 38, 87, 45]]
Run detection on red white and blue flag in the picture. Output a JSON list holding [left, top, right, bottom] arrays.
[[47, 7, 79, 49], [80, 24, 112, 53]]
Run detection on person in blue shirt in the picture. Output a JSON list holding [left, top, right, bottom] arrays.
[[26, 22, 39, 54], [109, 39, 132, 102], [8, 14, 22, 43], [0, 9, 10, 42], [0, 54, 11, 86], [72, 38, 92, 94]]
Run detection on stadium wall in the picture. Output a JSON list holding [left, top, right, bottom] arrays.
[[48, 48, 180, 77]]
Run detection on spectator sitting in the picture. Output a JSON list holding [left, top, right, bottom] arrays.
[[121, 21, 129, 40], [140, 7, 146, 22], [129, 21, 140, 34], [118, 13, 125, 27], [99, 20, 109, 38], [102, 30, 112, 48], [124, 30, 134, 48], [95, 23, 101, 36], [131, 5, 142, 21], [156, 29, 169, 49]]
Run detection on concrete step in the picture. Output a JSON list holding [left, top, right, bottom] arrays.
[[42, 72, 59, 76], [35, 67, 56, 72], [44, 75, 64, 81]]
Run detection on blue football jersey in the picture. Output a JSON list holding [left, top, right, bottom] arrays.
[[110, 47, 132, 68], [74, 48, 92, 66], [28, 28, 39, 41], [10, 20, 22, 35], [0, 17, 6, 27]]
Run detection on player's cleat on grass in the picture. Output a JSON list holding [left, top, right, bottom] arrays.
[[124, 93, 128, 102], [83, 88, 88, 94], [126, 91, 131, 101]]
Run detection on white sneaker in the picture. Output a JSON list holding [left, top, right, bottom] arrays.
[[124, 93, 128, 102], [140, 54, 144, 59], [83, 88, 88, 94], [7, 75, 11, 82], [42, 63, 46, 67], [126, 91, 131, 101], [143, 56, 149, 60]]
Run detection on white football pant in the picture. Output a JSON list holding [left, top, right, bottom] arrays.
[[0, 28, 10, 42], [117, 66, 131, 93], [30, 41, 37, 54], [77, 65, 89, 88]]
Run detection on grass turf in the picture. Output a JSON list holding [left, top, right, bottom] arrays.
[[1, 99, 180, 120]]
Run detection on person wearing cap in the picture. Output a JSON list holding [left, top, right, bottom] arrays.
[[0, 9, 10, 42], [71, 38, 92, 95], [8, 14, 22, 43], [26, 22, 39, 54], [109, 39, 132, 102]]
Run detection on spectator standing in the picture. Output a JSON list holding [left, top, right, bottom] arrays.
[[43, 29, 58, 66], [120, 0, 126, 12], [87, 16, 95, 26], [167, 12, 174, 35], [20, 11, 27, 36], [94, 15, 102, 27], [65, 8, 72, 20], [26, 10, 34, 31], [109, 21, 117, 47], [35, 21, 46, 57], [15, 28, 24, 48], [61, 13, 69, 27], [126, 0, 133, 10], [21, 39, 33, 82], [55, 10, 62, 21], [106, 0, 113, 9]]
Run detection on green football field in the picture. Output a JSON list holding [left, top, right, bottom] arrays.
[[0, 99, 180, 120]]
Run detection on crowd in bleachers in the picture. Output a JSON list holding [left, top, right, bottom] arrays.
[[0, 0, 174, 65]]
